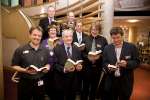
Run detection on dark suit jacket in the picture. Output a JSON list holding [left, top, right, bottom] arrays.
[[72, 32, 88, 44], [102, 41, 140, 95], [53, 44, 82, 91], [83, 35, 108, 70], [39, 17, 56, 40], [39, 17, 49, 40]]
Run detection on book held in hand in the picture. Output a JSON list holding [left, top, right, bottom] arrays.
[[64, 59, 83, 68], [107, 64, 117, 69], [88, 50, 102, 56], [74, 42, 85, 48], [48, 37, 59, 47], [28, 65, 48, 72]]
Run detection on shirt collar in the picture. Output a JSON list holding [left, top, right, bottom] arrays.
[[27, 42, 43, 51]]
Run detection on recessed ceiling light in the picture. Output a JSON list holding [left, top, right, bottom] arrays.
[[126, 19, 140, 23]]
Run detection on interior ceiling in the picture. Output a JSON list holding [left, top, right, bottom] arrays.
[[114, 17, 150, 29], [4, 0, 149, 29]]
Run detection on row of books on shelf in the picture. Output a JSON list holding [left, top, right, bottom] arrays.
[[2, 0, 55, 7], [20, 0, 55, 7]]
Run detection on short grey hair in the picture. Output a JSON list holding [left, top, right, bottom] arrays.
[[62, 29, 73, 37]]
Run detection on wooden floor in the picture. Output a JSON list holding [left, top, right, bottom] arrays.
[[130, 65, 150, 100], [4, 65, 150, 100]]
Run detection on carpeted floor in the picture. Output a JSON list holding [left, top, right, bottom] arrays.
[[4, 65, 150, 100]]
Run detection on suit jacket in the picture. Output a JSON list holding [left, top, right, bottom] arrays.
[[83, 35, 108, 70], [53, 44, 82, 91], [102, 41, 140, 95], [39, 17, 55, 40], [72, 32, 88, 44]]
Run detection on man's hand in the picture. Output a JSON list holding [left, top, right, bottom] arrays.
[[65, 66, 75, 73], [76, 64, 82, 71], [107, 64, 117, 72], [117, 60, 127, 68]]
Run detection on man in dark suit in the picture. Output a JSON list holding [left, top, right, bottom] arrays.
[[102, 27, 140, 100], [73, 20, 88, 45], [53, 29, 83, 100], [72, 20, 88, 97], [39, 5, 56, 40]]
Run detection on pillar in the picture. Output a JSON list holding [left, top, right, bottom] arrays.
[[101, 0, 114, 43], [0, 3, 4, 100], [128, 26, 138, 43]]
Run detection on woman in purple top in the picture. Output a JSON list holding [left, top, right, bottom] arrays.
[[41, 24, 62, 100]]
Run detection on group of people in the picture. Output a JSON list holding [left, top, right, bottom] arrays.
[[11, 5, 140, 100]]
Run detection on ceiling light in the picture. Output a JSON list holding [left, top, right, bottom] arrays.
[[126, 19, 140, 23]]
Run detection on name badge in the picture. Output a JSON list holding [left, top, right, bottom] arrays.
[[97, 44, 101, 48], [37, 80, 44, 86], [23, 50, 29, 54], [125, 56, 131, 60]]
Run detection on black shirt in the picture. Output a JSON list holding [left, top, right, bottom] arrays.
[[11, 43, 49, 79]]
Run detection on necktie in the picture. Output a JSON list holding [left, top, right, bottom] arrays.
[[91, 38, 96, 52], [49, 18, 52, 24], [67, 47, 71, 58], [78, 36, 82, 44]]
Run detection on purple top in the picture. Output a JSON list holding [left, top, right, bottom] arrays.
[[41, 38, 63, 66]]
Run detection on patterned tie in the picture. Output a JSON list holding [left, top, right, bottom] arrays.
[[91, 38, 96, 52], [67, 47, 71, 58]]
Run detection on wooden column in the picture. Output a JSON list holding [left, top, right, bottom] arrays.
[[0, 5, 4, 100]]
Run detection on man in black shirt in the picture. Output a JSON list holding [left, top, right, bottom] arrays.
[[11, 26, 50, 100]]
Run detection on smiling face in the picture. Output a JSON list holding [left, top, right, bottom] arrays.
[[110, 27, 124, 47], [75, 21, 83, 33], [91, 26, 98, 37], [67, 12, 75, 22], [48, 28, 57, 39], [62, 29, 73, 46], [111, 33, 123, 47], [47, 6, 55, 18], [29, 29, 42, 46]]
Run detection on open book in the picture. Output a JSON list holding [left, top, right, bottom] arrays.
[[88, 50, 102, 56], [107, 64, 117, 69], [64, 59, 83, 68], [28, 65, 48, 72], [48, 37, 59, 47], [74, 42, 85, 48]]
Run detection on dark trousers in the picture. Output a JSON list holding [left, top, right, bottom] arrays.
[[101, 77, 132, 100], [54, 72, 77, 100], [17, 78, 45, 100], [43, 71, 55, 100], [81, 67, 100, 100]]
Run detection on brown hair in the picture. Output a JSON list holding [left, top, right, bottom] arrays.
[[110, 27, 124, 36], [48, 24, 57, 32], [89, 22, 101, 34], [29, 26, 43, 34]]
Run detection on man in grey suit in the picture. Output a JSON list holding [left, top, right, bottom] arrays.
[[102, 27, 140, 100]]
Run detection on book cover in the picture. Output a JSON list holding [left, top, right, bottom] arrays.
[[64, 59, 83, 68], [48, 37, 59, 47]]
